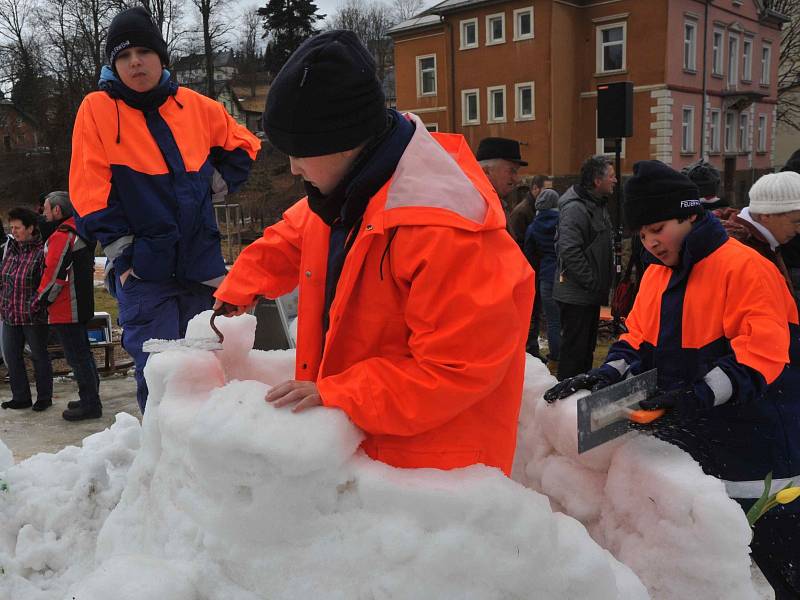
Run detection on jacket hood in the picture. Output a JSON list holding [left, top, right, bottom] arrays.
[[535, 189, 559, 211], [99, 65, 178, 111], [370, 113, 505, 233]]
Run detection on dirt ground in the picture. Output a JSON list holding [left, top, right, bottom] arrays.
[[0, 371, 139, 463]]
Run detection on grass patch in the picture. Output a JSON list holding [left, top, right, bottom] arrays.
[[94, 286, 118, 324]]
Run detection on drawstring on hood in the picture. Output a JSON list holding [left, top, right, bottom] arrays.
[[99, 65, 179, 143]]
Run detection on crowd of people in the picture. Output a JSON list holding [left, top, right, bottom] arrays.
[[0, 9, 796, 596]]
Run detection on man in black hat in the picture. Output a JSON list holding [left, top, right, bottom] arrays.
[[476, 137, 527, 217], [212, 30, 534, 475]]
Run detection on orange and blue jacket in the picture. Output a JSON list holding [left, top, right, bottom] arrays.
[[70, 68, 261, 286], [215, 114, 535, 475], [36, 217, 95, 324], [604, 213, 800, 496]]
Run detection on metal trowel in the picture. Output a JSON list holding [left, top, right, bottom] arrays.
[[142, 304, 235, 353], [577, 369, 665, 453]]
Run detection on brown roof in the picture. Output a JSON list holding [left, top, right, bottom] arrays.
[[231, 83, 270, 114]]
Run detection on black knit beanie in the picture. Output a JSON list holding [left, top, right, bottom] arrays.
[[623, 160, 703, 230], [681, 160, 720, 197], [106, 7, 169, 68], [263, 30, 387, 158]]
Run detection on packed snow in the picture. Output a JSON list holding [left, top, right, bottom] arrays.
[[0, 311, 766, 599]]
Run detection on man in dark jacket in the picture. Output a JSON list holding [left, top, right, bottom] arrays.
[[36, 192, 102, 421], [553, 155, 615, 380]]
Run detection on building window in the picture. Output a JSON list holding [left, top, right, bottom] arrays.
[[461, 89, 480, 125], [742, 37, 753, 81], [416, 54, 436, 96], [739, 112, 750, 151], [724, 111, 736, 152], [712, 29, 724, 75], [486, 13, 505, 45], [596, 23, 626, 74], [514, 82, 535, 121], [487, 85, 506, 123], [460, 18, 478, 49], [681, 106, 695, 153], [761, 44, 771, 85], [758, 114, 768, 152], [710, 109, 721, 153], [727, 33, 739, 87], [425, 123, 439, 132], [683, 20, 697, 71], [513, 7, 534, 41]]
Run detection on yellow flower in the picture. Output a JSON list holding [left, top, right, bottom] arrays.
[[776, 487, 800, 505]]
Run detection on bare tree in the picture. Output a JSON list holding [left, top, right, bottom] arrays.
[[772, 0, 800, 130], [329, 0, 393, 81], [190, 0, 231, 96], [389, 0, 423, 24], [236, 5, 263, 94]]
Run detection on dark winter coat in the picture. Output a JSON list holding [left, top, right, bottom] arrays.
[[508, 192, 535, 246], [552, 184, 613, 306], [523, 209, 558, 286]]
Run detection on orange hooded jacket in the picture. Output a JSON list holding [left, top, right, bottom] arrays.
[[215, 114, 534, 475]]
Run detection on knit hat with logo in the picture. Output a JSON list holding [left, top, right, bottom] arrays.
[[748, 171, 800, 214], [262, 30, 387, 158], [106, 7, 169, 68], [623, 160, 703, 229]]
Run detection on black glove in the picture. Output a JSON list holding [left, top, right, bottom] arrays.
[[638, 381, 715, 419], [544, 366, 618, 403]]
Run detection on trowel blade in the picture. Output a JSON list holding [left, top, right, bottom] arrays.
[[577, 369, 658, 453]]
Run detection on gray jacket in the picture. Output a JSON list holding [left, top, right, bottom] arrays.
[[552, 184, 613, 306]]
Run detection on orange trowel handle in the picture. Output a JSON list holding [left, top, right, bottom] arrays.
[[628, 409, 666, 424]]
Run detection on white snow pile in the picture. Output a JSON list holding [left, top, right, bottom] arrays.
[[512, 358, 759, 600], [0, 311, 762, 599]]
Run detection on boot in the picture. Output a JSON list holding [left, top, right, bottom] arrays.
[[62, 404, 102, 421], [2, 398, 33, 409], [67, 401, 80, 410], [32, 398, 53, 412]]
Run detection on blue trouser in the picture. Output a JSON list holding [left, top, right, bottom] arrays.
[[115, 277, 215, 413], [53, 323, 101, 409], [2, 323, 53, 404], [539, 277, 561, 361]]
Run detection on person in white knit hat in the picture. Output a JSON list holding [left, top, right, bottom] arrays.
[[725, 171, 800, 297]]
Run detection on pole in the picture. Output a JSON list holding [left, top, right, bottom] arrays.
[[613, 137, 623, 335], [700, 0, 710, 159]]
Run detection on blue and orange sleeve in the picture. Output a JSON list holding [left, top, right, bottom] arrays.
[[208, 102, 261, 194]]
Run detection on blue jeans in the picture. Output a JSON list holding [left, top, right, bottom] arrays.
[[53, 323, 101, 409], [115, 276, 215, 413], [540, 278, 561, 361], [2, 323, 52, 404]]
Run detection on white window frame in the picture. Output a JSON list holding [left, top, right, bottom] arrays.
[[742, 37, 753, 81], [724, 111, 736, 153], [683, 20, 697, 72], [727, 33, 739, 87], [761, 43, 772, 85], [461, 88, 480, 125], [758, 114, 768, 152], [486, 13, 506, 46], [514, 81, 535, 121], [710, 109, 721, 153], [596, 22, 627, 74], [460, 18, 478, 50], [739, 112, 750, 152], [513, 7, 534, 41], [415, 54, 437, 97], [712, 29, 724, 75], [681, 106, 695, 153], [424, 123, 439, 132], [487, 85, 507, 123]]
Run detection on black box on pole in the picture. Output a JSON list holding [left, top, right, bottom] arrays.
[[597, 81, 633, 139]]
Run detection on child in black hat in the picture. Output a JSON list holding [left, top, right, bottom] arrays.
[[212, 30, 534, 477], [546, 160, 800, 598], [69, 5, 261, 417]]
